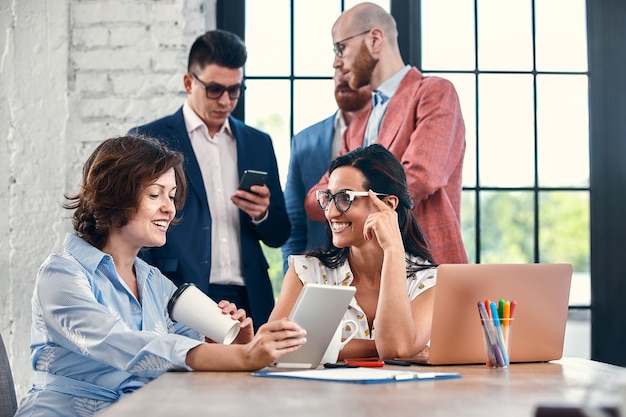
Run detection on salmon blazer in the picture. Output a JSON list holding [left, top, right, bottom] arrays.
[[305, 68, 468, 264]]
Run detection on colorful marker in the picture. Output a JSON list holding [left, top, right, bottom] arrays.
[[502, 301, 511, 347], [510, 300, 517, 319], [477, 301, 505, 367], [498, 299, 505, 320], [489, 301, 509, 366]]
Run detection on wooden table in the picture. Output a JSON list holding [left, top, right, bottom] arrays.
[[97, 358, 626, 416]]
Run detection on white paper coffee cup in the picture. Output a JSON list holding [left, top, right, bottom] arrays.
[[168, 283, 241, 345]]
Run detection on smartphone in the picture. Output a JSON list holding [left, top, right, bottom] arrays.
[[238, 169, 267, 192]]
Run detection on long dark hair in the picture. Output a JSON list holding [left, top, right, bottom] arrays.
[[309, 144, 435, 272], [63, 135, 186, 249]]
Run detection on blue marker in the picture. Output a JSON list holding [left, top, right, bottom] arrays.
[[489, 301, 509, 366]]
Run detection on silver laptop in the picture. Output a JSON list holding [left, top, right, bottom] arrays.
[[272, 283, 356, 369], [399, 263, 573, 365]]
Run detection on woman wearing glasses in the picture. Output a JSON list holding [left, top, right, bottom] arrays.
[[269, 144, 436, 360]]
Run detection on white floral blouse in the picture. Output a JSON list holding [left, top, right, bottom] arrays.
[[288, 254, 436, 340]]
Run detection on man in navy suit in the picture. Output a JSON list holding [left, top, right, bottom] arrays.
[[281, 69, 371, 272], [130, 30, 288, 329]]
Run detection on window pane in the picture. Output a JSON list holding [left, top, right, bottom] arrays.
[[478, 74, 534, 187], [245, 0, 291, 76], [477, 0, 533, 70], [293, 79, 336, 134], [539, 191, 589, 269], [461, 190, 476, 263], [570, 273, 591, 307], [539, 191, 590, 306], [421, 0, 475, 70], [535, 0, 588, 72], [480, 191, 534, 263], [537, 75, 589, 187], [244, 80, 291, 185], [294, 0, 339, 76]]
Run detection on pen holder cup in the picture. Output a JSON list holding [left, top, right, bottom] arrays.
[[480, 318, 513, 368]]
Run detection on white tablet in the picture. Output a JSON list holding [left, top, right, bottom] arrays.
[[273, 283, 356, 369]]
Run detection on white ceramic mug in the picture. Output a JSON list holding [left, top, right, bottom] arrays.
[[320, 319, 358, 364], [167, 283, 240, 345]]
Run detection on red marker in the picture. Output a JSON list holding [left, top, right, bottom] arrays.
[[509, 300, 517, 319]]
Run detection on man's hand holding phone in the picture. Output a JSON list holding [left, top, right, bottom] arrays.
[[232, 170, 270, 221], [238, 170, 267, 193]]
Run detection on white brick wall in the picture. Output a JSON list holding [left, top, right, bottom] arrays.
[[0, 0, 216, 401]]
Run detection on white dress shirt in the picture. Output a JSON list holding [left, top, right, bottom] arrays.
[[332, 110, 348, 158], [183, 101, 245, 286]]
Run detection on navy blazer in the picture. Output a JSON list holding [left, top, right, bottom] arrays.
[[130, 107, 289, 326], [281, 113, 336, 273]]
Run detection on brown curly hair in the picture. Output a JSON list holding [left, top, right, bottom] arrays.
[[63, 135, 187, 249]]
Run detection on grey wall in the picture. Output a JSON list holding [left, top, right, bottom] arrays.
[[0, 0, 216, 400]]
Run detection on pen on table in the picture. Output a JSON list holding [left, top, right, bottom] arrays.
[[384, 359, 412, 366], [489, 301, 509, 366], [323, 363, 359, 368], [477, 301, 503, 367], [343, 358, 385, 367]]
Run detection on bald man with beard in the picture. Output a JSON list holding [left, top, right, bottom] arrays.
[[282, 69, 371, 272], [304, 2, 468, 264]]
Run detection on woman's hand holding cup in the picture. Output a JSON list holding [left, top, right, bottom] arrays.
[[217, 300, 254, 344]]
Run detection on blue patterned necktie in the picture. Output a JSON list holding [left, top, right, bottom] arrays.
[[363, 90, 389, 147]]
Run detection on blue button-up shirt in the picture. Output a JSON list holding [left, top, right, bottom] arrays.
[[15, 233, 204, 417]]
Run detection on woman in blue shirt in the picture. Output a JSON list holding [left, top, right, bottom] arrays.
[[15, 135, 306, 417]]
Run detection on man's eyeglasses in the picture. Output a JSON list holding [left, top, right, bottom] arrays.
[[333, 29, 371, 57], [189, 72, 246, 100], [316, 189, 388, 213]]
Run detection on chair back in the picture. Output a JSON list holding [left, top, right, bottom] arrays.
[[0, 332, 17, 417]]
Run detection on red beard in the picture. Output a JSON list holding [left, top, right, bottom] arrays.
[[334, 81, 371, 112], [348, 41, 378, 90]]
